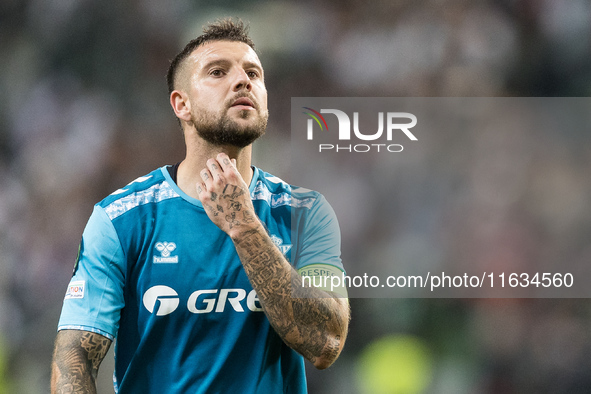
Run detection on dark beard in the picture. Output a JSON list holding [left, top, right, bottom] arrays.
[[193, 108, 267, 148]]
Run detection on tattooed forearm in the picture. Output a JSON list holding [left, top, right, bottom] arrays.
[[196, 153, 349, 368], [51, 330, 111, 394], [80, 332, 111, 373], [234, 228, 349, 369]]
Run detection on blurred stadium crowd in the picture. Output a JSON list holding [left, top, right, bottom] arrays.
[[1, 0, 591, 393]]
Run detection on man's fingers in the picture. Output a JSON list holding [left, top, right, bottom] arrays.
[[217, 153, 234, 172], [208, 157, 230, 184], [200, 154, 241, 195], [196, 182, 206, 195], [200, 168, 213, 187], [207, 158, 222, 175]]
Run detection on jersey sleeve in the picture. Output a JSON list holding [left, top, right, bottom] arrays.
[[57, 205, 126, 339], [294, 194, 347, 297]]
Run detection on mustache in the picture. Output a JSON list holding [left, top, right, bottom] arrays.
[[225, 93, 260, 111]]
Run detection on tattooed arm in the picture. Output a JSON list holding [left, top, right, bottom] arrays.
[[233, 228, 349, 369], [51, 330, 112, 394], [197, 153, 350, 369]]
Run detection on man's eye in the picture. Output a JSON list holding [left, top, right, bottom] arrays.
[[210, 69, 224, 76], [247, 71, 258, 78]]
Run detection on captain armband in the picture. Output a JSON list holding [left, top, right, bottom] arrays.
[[297, 264, 348, 298]]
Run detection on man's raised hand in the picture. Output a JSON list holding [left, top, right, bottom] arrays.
[[196, 153, 260, 238]]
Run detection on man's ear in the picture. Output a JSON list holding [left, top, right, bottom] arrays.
[[170, 90, 192, 122]]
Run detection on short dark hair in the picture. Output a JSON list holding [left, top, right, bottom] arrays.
[[166, 18, 255, 95]]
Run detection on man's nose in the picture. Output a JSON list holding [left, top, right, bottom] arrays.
[[232, 68, 252, 92]]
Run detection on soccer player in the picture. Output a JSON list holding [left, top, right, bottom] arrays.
[[51, 19, 349, 393]]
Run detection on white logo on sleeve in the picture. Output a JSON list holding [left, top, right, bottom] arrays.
[[154, 242, 178, 263], [142, 285, 180, 316], [65, 280, 85, 300]]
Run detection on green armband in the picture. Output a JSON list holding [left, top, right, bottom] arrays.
[[297, 264, 348, 298]]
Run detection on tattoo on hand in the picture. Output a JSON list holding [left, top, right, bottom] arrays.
[[225, 212, 241, 228], [205, 205, 219, 217], [222, 184, 245, 200], [243, 211, 256, 223], [229, 201, 242, 211]]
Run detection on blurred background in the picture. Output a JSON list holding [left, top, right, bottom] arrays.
[[1, 0, 591, 393]]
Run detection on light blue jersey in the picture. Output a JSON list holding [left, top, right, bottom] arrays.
[[57, 165, 344, 394]]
